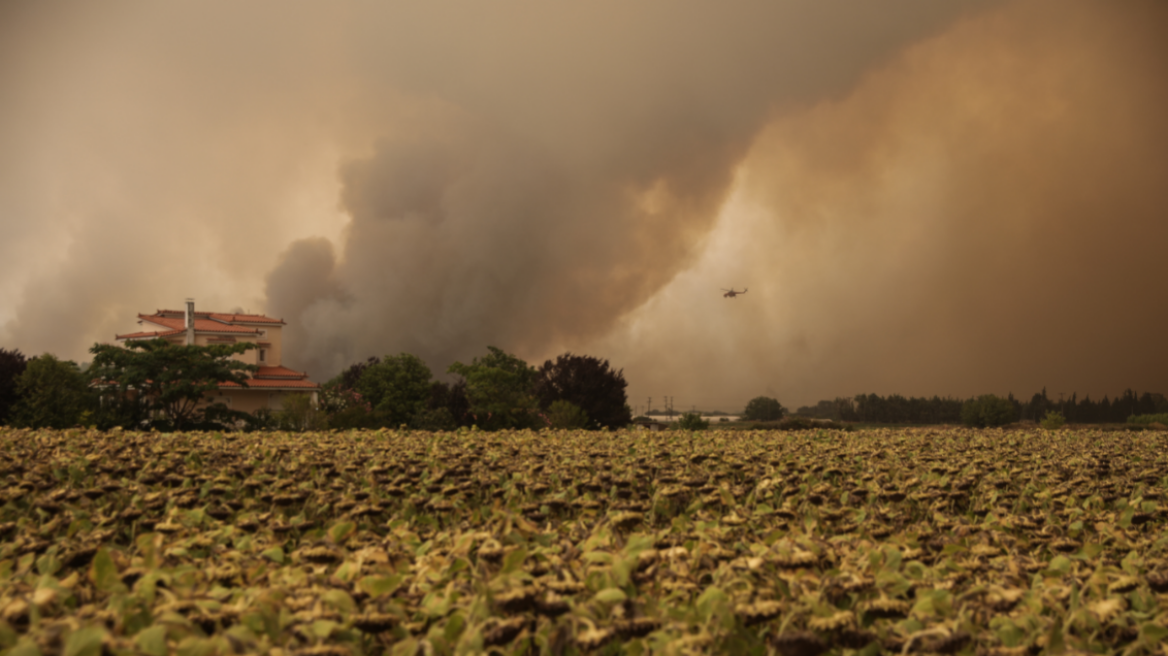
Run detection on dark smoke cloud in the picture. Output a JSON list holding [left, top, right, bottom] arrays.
[[1, 0, 985, 369], [601, 0, 1168, 410], [6, 0, 1161, 413], [253, 1, 990, 376]]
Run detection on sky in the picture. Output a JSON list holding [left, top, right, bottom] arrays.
[[2, 0, 1165, 411]]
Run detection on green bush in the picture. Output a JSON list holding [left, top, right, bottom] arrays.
[[777, 416, 815, 430], [1128, 413, 1168, 425], [676, 412, 709, 430], [274, 393, 328, 431], [356, 353, 434, 427], [10, 354, 95, 429], [960, 394, 1017, 428], [545, 400, 590, 429], [742, 396, 785, 421], [411, 407, 458, 431], [1040, 410, 1066, 430]]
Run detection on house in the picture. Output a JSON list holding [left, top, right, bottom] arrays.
[[115, 299, 319, 413]]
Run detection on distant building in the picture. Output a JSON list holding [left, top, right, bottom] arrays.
[[115, 299, 319, 413], [633, 417, 669, 431]]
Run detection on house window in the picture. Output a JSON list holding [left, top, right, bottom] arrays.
[[259, 349, 266, 363]]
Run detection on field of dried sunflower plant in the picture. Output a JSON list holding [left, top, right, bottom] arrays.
[[2, 426, 1167, 656]]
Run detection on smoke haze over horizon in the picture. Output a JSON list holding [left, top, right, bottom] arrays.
[[1, 0, 1165, 410]]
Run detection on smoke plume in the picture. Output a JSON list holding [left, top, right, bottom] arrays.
[[2, 0, 1164, 410], [600, 0, 1168, 409]]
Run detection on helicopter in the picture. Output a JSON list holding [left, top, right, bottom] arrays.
[[722, 288, 747, 298]]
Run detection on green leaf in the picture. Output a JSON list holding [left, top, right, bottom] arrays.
[[322, 589, 356, 615], [1140, 622, 1168, 646], [175, 636, 217, 656], [444, 612, 466, 644], [63, 626, 106, 656], [35, 553, 61, 577], [1046, 555, 1072, 576], [135, 626, 168, 656], [359, 574, 402, 598], [502, 546, 527, 574], [696, 586, 727, 622], [594, 588, 627, 604], [612, 557, 634, 588], [333, 561, 358, 583], [88, 548, 120, 592], [329, 521, 355, 544], [1046, 615, 1065, 654], [261, 547, 284, 564], [582, 551, 613, 565], [311, 619, 340, 639], [7, 638, 42, 656]]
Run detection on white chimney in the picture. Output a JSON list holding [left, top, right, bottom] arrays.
[[185, 298, 195, 346]]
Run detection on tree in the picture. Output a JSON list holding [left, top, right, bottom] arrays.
[[742, 396, 786, 422], [273, 392, 328, 431], [354, 353, 434, 427], [414, 380, 471, 430], [676, 412, 709, 430], [89, 339, 258, 431], [960, 394, 1017, 428], [544, 400, 590, 429], [10, 354, 94, 429], [534, 353, 632, 429], [448, 346, 539, 430], [0, 348, 28, 425], [1041, 410, 1066, 430]]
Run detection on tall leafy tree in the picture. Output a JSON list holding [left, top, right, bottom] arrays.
[[89, 339, 257, 431], [742, 396, 786, 422], [0, 348, 28, 425], [534, 353, 632, 429], [960, 394, 1017, 428], [10, 354, 94, 429], [355, 353, 434, 427], [415, 379, 471, 430], [448, 346, 539, 430]]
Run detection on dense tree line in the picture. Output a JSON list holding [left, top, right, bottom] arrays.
[[320, 348, 632, 431], [0, 341, 633, 432], [796, 389, 1168, 425]]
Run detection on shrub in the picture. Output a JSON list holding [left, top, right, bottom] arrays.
[[1040, 410, 1066, 430], [545, 400, 590, 429], [676, 412, 709, 430], [742, 396, 786, 422], [449, 346, 540, 430], [411, 407, 458, 431], [777, 416, 815, 430], [355, 353, 434, 427], [961, 394, 1017, 428], [0, 348, 28, 425], [10, 354, 95, 429], [274, 393, 328, 431], [535, 353, 632, 429], [1128, 413, 1168, 425]]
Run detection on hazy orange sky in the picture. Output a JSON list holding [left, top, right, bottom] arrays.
[[2, 0, 1165, 410]]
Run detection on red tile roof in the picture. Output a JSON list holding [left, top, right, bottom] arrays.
[[255, 366, 310, 379], [156, 310, 284, 324], [220, 378, 319, 389], [140, 315, 263, 335], [114, 329, 184, 340]]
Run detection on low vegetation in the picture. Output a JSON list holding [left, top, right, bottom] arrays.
[[1129, 414, 1168, 427], [1, 426, 1166, 655]]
